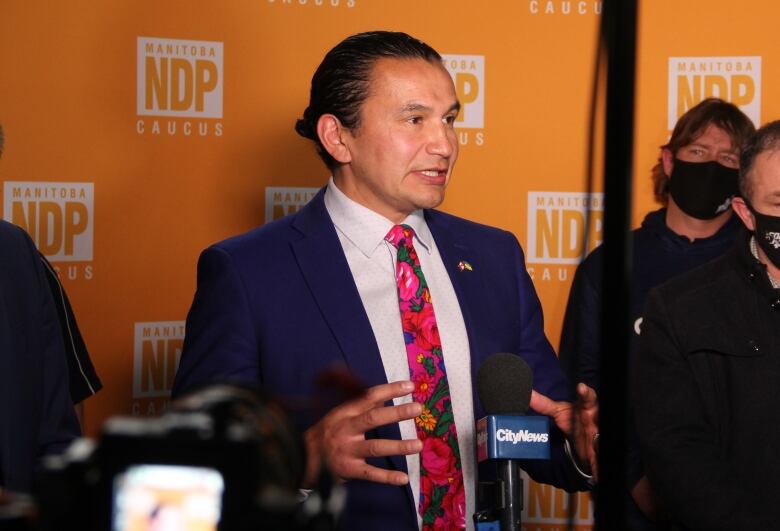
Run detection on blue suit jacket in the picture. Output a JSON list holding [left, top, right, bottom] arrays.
[[0, 220, 80, 492], [173, 190, 585, 529]]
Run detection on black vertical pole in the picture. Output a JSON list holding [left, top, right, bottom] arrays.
[[597, 0, 637, 528]]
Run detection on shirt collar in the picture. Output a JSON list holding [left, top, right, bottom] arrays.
[[324, 177, 433, 258]]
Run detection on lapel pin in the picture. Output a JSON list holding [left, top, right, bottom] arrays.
[[457, 261, 473, 272]]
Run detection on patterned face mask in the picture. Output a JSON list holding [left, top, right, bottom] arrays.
[[746, 200, 780, 268]]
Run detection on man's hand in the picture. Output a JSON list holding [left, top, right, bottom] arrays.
[[530, 383, 599, 479], [573, 383, 599, 480], [303, 380, 423, 487]]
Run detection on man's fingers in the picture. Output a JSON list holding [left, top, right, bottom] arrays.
[[347, 380, 416, 413], [353, 401, 422, 433], [355, 437, 423, 459], [353, 464, 410, 486]]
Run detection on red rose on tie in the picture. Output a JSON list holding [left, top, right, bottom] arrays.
[[421, 437, 456, 485], [403, 304, 441, 351]]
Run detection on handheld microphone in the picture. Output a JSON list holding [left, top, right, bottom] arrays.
[[473, 353, 550, 531]]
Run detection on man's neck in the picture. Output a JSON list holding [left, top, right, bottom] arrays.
[[665, 199, 731, 241]]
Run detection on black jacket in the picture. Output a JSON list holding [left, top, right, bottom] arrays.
[[0, 220, 80, 492], [634, 231, 780, 530], [559, 209, 739, 530]]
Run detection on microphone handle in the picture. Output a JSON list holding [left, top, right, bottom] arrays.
[[499, 460, 522, 531]]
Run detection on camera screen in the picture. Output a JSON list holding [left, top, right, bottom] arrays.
[[112, 464, 224, 531]]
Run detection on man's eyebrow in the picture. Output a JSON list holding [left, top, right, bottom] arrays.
[[398, 101, 461, 114], [399, 103, 432, 113]]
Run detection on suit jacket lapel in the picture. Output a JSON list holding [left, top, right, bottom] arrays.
[[290, 191, 410, 480], [291, 190, 389, 387], [426, 211, 488, 419]]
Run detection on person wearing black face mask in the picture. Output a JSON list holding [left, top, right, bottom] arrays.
[[559, 98, 755, 531], [633, 120, 780, 530]]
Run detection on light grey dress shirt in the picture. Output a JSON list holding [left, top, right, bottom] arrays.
[[324, 178, 476, 529]]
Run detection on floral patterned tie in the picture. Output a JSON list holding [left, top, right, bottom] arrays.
[[385, 224, 465, 530]]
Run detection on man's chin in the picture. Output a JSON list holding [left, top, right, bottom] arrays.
[[413, 193, 446, 211]]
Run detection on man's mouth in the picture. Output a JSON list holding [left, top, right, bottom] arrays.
[[418, 169, 447, 178]]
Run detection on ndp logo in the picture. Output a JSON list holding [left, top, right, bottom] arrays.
[[496, 428, 549, 444], [442, 55, 485, 146], [133, 321, 185, 399], [265, 187, 318, 223], [668, 56, 761, 129], [526, 191, 604, 265], [136, 37, 224, 136], [3, 181, 94, 262]]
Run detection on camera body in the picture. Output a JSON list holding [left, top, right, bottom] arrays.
[[36, 385, 340, 531]]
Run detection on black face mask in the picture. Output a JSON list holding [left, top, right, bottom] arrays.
[[669, 159, 739, 220], [746, 201, 780, 268]]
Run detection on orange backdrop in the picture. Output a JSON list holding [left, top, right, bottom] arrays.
[[1, 1, 775, 527]]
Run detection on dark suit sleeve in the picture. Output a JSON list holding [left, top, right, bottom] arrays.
[[633, 288, 768, 530], [507, 234, 590, 491], [1, 224, 80, 492], [172, 245, 261, 398]]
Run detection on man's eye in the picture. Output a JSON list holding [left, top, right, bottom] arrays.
[[408, 116, 423, 125], [444, 115, 457, 125]]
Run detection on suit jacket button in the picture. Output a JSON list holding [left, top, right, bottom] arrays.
[[748, 339, 760, 352], [772, 299, 780, 311]]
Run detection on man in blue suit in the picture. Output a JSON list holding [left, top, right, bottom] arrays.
[[173, 31, 590, 529]]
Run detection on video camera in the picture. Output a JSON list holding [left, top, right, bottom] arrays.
[[31, 384, 342, 531]]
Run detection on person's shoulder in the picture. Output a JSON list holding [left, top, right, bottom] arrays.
[[652, 250, 734, 303], [426, 209, 515, 245], [213, 214, 298, 254], [0, 220, 39, 267], [0, 219, 32, 246]]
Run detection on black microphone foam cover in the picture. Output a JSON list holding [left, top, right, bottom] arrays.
[[477, 353, 533, 415]]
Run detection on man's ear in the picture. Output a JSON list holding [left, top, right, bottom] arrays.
[[662, 148, 674, 177], [732, 196, 756, 231], [317, 114, 352, 164]]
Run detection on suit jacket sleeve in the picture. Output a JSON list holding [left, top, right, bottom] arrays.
[[508, 234, 590, 491], [172, 245, 261, 398], [633, 288, 768, 530]]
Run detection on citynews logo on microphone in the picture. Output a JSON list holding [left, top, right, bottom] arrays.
[[442, 54, 485, 147], [132, 321, 185, 416], [3, 181, 95, 281], [668, 56, 761, 128], [526, 191, 604, 282], [136, 37, 224, 137], [496, 428, 549, 444], [477, 416, 550, 461]]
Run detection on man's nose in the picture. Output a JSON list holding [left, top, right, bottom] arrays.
[[427, 123, 456, 158]]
